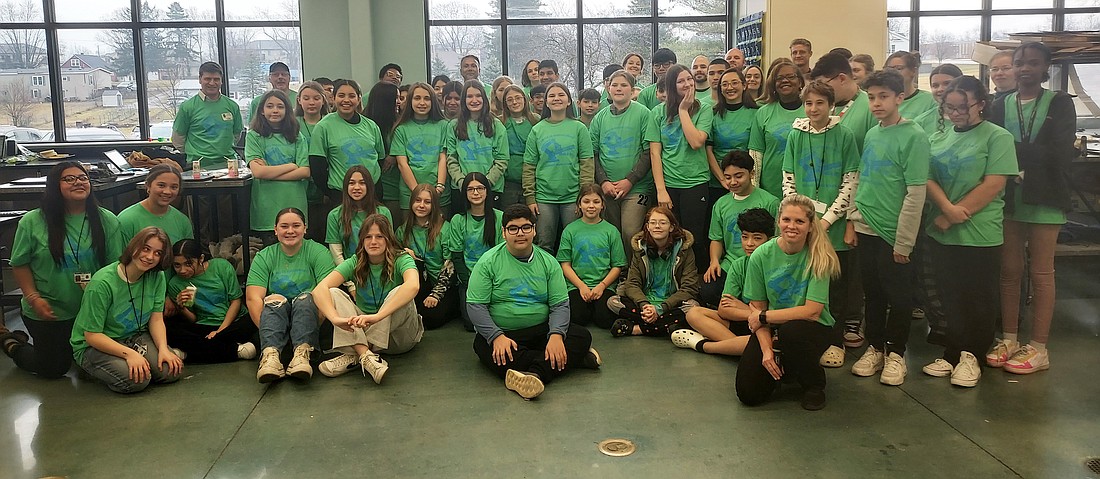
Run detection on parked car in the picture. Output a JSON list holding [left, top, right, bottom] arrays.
[[0, 125, 48, 142], [41, 127, 127, 141]]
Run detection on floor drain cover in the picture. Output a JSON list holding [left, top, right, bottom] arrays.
[[598, 438, 636, 457], [1086, 457, 1100, 476]]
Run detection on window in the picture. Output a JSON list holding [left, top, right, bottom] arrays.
[[3, 0, 300, 141], [427, 0, 729, 92]]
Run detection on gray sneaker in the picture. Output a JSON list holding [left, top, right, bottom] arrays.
[[360, 351, 389, 384], [286, 343, 313, 380], [256, 347, 285, 383]]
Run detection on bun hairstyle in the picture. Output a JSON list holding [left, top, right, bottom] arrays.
[[886, 50, 922, 72]]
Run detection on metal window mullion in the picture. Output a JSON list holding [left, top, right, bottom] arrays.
[[133, 0, 149, 141], [43, 0, 65, 140], [500, 0, 508, 78], [575, 0, 584, 91], [215, 0, 229, 97]]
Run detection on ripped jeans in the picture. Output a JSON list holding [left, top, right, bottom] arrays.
[[258, 292, 319, 351]]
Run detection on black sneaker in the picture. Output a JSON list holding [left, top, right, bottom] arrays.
[[801, 388, 827, 411], [610, 319, 633, 337], [583, 347, 602, 369]]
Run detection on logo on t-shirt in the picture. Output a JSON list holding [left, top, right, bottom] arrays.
[[222, 112, 233, 121]]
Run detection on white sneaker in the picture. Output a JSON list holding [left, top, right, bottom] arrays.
[[950, 351, 981, 387], [820, 345, 845, 368], [671, 329, 706, 350], [851, 346, 884, 377], [985, 338, 1019, 368], [360, 351, 389, 384], [286, 343, 313, 380], [237, 342, 257, 360], [922, 358, 953, 377], [1003, 344, 1050, 375], [256, 347, 284, 383], [880, 352, 907, 386], [504, 369, 544, 400], [319, 352, 359, 377]]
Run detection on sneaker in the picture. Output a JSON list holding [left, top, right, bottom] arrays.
[[911, 308, 925, 320], [256, 347, 285, 383], [360, 351, 389, 384], [169, 347, 187, 361], [504, 369, 544, 400], [950, 351, 981, 387], [820, 345, 845, 368], [583, 347, 602, 369], [319, 352, 359, 377], [237, 342, 257, 360], [985, 338, 1019, 368], [671, 329, 705, 350], [843, 327, 865, 348], [922, 358, 953, 377], [851, 346, 883, 377], [1003, 344, 1049, 375], [880, 352, 907, 386], [610, 318, 634, 337], [285, 344, 313, 380], [800, 388, 827, 411]]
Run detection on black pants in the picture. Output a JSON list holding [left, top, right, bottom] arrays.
[[612, 296, 686, 336], [828, 249, 862, 346], [416, 279, 458, 330], [12, 316, 74, 379], [917, 236, 949, 345], [667, 184, 708, 265], [699, 267, 725, 309], [166, 316, 258, 363], [473, 322, 592, 384], [929, 241, 1001, 365], [736, 321, 831, 406], [858, 233, 915, 355], [568, 288, 615, 329]]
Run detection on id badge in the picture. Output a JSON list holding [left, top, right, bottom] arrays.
[[813, 200, 827, 215], [74, 272, 91, 289]]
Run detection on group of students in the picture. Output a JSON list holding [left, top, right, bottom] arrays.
[[0, 39, 1071, 411]]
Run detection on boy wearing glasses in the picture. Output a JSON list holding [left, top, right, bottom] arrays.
[[638, 48, 677, 109], [467, 204, 600, 400], [811, 52, 876, 152]]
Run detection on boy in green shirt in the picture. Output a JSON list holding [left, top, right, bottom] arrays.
[[468, 205, 600, 400], [850, 69, 930, 386], [637, 48, 677, 109], [810, 52, 877, 152]]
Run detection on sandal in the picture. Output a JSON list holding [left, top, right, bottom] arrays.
[[610, 318, 634, 338]]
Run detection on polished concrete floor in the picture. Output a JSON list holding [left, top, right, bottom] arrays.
[[1, 257, 1098, 479]]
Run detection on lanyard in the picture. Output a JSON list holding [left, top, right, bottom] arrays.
[[832, 101, 853, 120], [804, 130, 827, 196], [1015, 90, 1044, 144], [66, 216, 88, 268], [125, 270, 148, 330], [365, 265, 382, 309]]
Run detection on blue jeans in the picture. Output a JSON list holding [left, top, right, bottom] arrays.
[[79, 332, 181, 394], [535, 202, 578, 253], [259, 292, 319, 351]]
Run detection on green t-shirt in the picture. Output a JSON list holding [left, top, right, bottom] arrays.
[[913, 108, 947, 138], [749, 101, 804, 198], [590, 101, 653, 195], [503, 117, 535, 184], [71, 263, 166, 363], [899, 89, 937, 121], [444, 118, 510, 192], [708, 188, 779, 270], [782, 124, 861, 251], [247, 90, 297, 124], [854, 121, 930, 246], [309, 113, 385, 191], [245, 130, 310, 230], [466, 243, 569, 331], [721, 254, 748, 299], [637, 83, 660, 110], [523, 118, 594, 204], [173, 94, 244, 167], [555, 219, 627, 290], [10, 208, 124, 321], [246, 240, 334, 298], [927, 121, 1019, 246], [695, 88, 713, 106], [743, 239, 834, 327], [325, 205, 394, 255], [333, 254, 417, 314], [396, 221, 450, 278], [166, 258, 243, 326], [709, 104, 757, 188], [645, 252, 675, 306], [117, 203, 193, 246], [834, 89, 876, 152], [392, 119, 451, 208], [444, 209, 504, 283], [644, 105, 714, 189]]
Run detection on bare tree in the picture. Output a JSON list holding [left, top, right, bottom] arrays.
[[0, 78, 35, 126], [920, 29, 958, 63], [0, 0, 46, 68]]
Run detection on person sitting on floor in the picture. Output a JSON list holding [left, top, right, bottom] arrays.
[[468, 204, 601, 400]]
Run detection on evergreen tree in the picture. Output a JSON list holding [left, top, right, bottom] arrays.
[[163, 2, 197, 78]]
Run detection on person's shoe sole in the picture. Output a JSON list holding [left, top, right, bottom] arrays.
[[950, 376, 979, 387], [286, 365, 312, 380], [257, 370, 284, 383], [921, 366, 952, 377], [364, 360, 389, 384], [801, 390, 827, 411], [237, 343, 258, 360], [1003, 362, 1049, 375], [880, 372, 905, 386], [505, 369, 544, 400]]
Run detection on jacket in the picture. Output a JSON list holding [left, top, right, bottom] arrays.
[[621, 229, 700, 313], [989, 90, 1075, 212]]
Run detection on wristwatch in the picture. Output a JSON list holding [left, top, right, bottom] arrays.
[[759, 310, 768, 325]]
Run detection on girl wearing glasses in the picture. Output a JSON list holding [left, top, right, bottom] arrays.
[[500, 84, 539, 207], [445, 172, 504, 331], [885, 51, 937, 120], [919, 76, 1018, 387], [313, 214, 422, 384], [326, 165, 393, 267], [523, 82, 595, 253], [444, 80, 510, 215], [749, 58, 806, 199], [2, 162, 123, 379], [557, 185, 627, 329], [913, 64, 964, 135], [607, 205, 700, 337]]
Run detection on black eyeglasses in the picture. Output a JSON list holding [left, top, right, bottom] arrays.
[[505, 224, 534, 235], [61, 174, 90, 184], [466, 186, 487, 193]]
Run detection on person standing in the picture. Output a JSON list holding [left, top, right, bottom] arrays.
[[790, 38, 814, 82], [725, 48, 746, 71], [989, 50, 1017, 101], [637, 48, 677, 109], [460, 55, 482, 83], [591, 70, 652, 252], [248, 62, 297, 123]]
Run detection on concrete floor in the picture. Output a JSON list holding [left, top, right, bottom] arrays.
[[1, 257, 1098, 479]]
